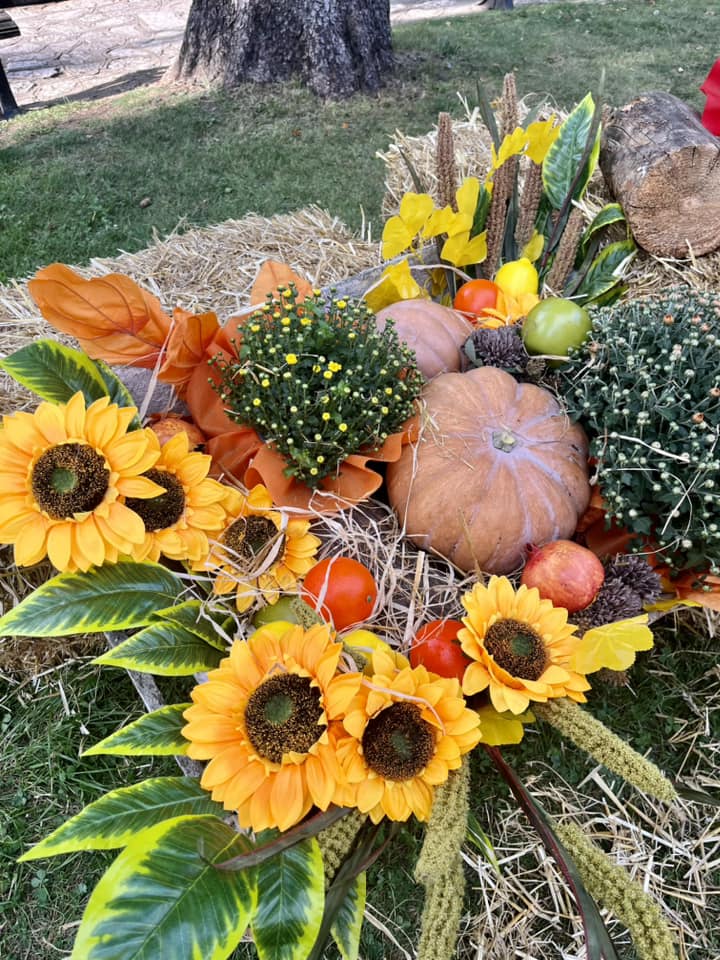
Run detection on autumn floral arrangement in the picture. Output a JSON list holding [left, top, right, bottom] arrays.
[[0, 78, 715, 960]]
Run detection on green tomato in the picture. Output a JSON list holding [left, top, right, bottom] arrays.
[[522, 298, 592, 365], [252, 595, 323, 629]]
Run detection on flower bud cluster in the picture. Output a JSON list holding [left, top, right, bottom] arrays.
[[559, 287, 720, 573], [215, 286, 423, 487]]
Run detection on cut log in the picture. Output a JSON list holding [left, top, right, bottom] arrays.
[[600, 91, 720, 258]]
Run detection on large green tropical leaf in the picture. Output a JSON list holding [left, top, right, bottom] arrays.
[[0, 339, 109, 406], [574, 240, 636, 304], [542, 93, 600, 210], [0, 561, 182, 637], [251, 837, 325, 960], [331, 873, 366, 960], [83, 704, 192, 757], [19, 778, 223, 861], [71, 815, 256, 960], [152, 599, 232, 652], [94, 620, 224, 675]]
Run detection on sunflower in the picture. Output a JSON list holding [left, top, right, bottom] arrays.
[[460, 576, 590, 714], [0, 392, 162, 572], [334, 648, 481, 823], [126, 431, 232, 564], [182, 622, 362, 832], [193, 483, 320, 611]]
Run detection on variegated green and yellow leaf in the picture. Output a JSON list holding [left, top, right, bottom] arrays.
[[580, 202, 626, 256], [71, 815, 256, 960], [331, 872, 366, 960], [252, 837, 325, 960], [542, 92, 600, 209], [19, 777, 222, 861], [83, 704, 192, 757], [0, 561, 182, 637], [152, 599, 231, 651], [574, 239, 636, 304], [0, 339, 109, 406], [95, 620, 224, 675]]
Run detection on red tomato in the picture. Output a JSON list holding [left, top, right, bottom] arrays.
[[409, 619, 472, 682], [453, 279, 500, 318], [301, 557, 378, 631]]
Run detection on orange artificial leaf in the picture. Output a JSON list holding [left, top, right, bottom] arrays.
[[158, 308, 221, 396], [666, 569, 720, 612], [28, 265, 171, 369], [249, 260, 314, 305]]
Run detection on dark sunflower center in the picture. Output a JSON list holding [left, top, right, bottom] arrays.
[[483, 618, 548, 680], [223, 515, 284, 571], [125, 468, 184, 532], [244, 673, 325, 764], [31, 442, 110, 519], [361, 702, 435, 782]]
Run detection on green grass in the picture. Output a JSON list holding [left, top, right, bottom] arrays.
[[2, 1, 719, 956], [0, 0, 715, 282]]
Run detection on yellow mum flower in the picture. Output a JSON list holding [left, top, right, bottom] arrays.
[[460, 576, 590, 714], [0, 392, 161, 572], [194, 483, 320, 612], [334, 649, 481, 823], [126, 431, 230, 564], [182, 623, 362, 832]]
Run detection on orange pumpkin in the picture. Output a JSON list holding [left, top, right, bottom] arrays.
[[386, 367, 591, 574], [374, 299, 473, 380]]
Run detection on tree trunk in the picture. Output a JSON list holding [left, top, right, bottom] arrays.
[[600, 91, 720, 258], [170, 0, 394, 100]]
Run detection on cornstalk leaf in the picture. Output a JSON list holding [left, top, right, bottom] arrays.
[[71, 815, 256, 960], [475, 80, 501, 150], [331, 873, 366, 960], [83, 704, 192, 757], [0, 339, 110, 406], [152, 599, 231, 651], [0, 561, 182, 637], [19, 777, 223, 860], [94, 620, 223, 675], [486, 746, 620, 960], [397, 146, 427, 195], [542, 93, 601, 210], [573, 240, 636, 304], [467, 810, 502, 877], [251, 837, 325, 960]]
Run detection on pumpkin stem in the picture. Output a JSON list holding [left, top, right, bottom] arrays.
[[492, 429, 518, 453]]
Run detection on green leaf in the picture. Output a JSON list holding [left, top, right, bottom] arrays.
[[542, 93, 600, 209], [467, 811, 501, 877], [152, 599, 232, 651], [95, 359, 143, 429], [71, 816, 256, 960], [19, 778, 223, 861], [94, 620, 224, 675], [331, 872, 366, 960], [0, 561, 182, 637], [251, 837, 325, 960], [580, 203, 626, 257], [573, 240, 636, 304], [83, 704, 192, 757], [0, 339, 110, 405]]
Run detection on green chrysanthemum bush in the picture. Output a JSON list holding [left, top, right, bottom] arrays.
[[214, 287, 423, 486], [560, 286, 720, 574]]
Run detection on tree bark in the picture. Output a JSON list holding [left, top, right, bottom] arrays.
[[600, 91, 720, 258], [171, 0, 394, 100]]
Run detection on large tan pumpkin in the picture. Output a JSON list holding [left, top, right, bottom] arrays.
[[386, 367, 591, 574], [374, 299, 473, 379]]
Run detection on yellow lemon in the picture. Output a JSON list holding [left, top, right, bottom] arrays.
[[494, 257, 539, 298], [343, 629, 410, 672]]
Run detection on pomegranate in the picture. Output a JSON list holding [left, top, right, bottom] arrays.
[[520, 539, 605, 613]]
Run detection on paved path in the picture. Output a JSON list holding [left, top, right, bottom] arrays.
[[1, 0, 558, 112]]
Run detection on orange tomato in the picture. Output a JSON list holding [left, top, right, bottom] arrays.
[[453, 279, 500, 318], [301, 557, 378, 631], [409, 619, 472, 682]]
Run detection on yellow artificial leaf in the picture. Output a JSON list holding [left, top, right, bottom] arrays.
[[363, 259, 425, 313], [477, 705, 535, 746], [399, 191, 435, 232], [455, 177, 481, 218], [422, 205, 456, 239], [524, 116, 560, 164], [491, 126, 528, 170], [521, 230, 546, 263], [441, 230, 488, 268], [382, 218, 416, 259], [644, 597, 702, 612], [381, 192, 435, 258], [569, 615, 654, 675]]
